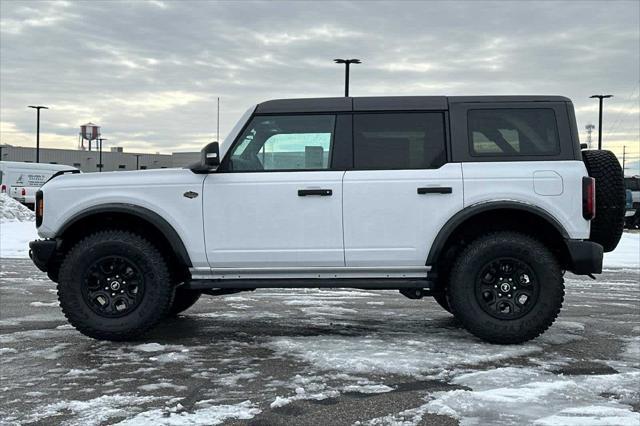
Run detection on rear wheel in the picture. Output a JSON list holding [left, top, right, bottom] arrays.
[[169, 287, 202, 316], [57, 230, 173, 341], [582, 150, 625, 252], [448, 231, 564, 344]]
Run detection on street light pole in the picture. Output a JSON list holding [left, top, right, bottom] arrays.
[[589, 95, 613, 150], [28, 105, 48, 163], [97, 138, 107, 172], [334, 59, 361, 97]]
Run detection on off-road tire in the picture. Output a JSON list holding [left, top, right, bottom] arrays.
[[448, 231, 564, 344], [433, 292, 452, 314], [582, 150, 625, 252], [57, 230, 173, 341], [169, 287, 202, 316]]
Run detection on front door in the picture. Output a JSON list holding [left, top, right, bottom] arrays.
[[342, 112, 464, 267], [203, 114, 345, 269]]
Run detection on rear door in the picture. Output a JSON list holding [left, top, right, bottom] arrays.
[[343, 112, 463, 268]]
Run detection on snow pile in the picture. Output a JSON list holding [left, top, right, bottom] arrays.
[[0, 193, 35, 222]]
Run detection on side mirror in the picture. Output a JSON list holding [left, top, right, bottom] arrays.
[[201, 142, 220, 167]]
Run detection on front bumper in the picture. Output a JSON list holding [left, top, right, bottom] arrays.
[[565, 239, 603, 275], [29, 239, 57, 273]]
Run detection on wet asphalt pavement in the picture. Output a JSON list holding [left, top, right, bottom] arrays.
[[0, 258, 638, 425]]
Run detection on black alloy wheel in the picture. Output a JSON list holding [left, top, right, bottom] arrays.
[[475, 257, 539, 320], [82, 256, 145, 318]]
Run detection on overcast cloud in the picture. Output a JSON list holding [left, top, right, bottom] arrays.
[[1, 0, 638, 171]]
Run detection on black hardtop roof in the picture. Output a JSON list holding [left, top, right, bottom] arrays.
[[255, 95, 572, 114]]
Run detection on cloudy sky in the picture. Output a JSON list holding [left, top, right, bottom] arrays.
[[1, 0, 638, 172]]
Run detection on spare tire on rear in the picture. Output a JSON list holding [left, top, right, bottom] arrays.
[[582, 150, 625, 252]]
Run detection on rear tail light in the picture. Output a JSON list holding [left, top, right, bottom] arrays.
[[35, 190, 43, 227], [21, 188, 26, 196], [582, 177, 596, 220], [1, 184, 5, 193]]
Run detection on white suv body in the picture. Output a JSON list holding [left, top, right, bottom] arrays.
[[30, 96, 624, 343], [37, 158, 589, 277]]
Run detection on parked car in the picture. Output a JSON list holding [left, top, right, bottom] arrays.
[[29, 96, 625, 343], [624, 176, 640, 229], [0, 161, 79, 209]]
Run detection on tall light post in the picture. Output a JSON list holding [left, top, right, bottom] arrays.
[[96, 138, 107, 172], [28, 105, 48, 163], [334, 58, 361, 97], [590, 95, 613, 150]]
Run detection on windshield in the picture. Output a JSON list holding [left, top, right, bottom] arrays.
[[219, 106, 256, 159]]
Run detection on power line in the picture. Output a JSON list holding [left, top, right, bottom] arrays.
[[605, 81, 639, 138]]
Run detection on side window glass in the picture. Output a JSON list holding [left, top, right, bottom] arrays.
[[353, 113, 446, 170], [228, 115, 335, 171], [468, 109, 560, 156]]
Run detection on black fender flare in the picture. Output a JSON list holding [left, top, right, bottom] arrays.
[[426, 201, 570, 265], [57, 203, 192, 267]]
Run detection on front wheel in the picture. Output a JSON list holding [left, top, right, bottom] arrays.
[[57, 230, 173, 341], [448, 232, 564, 344]]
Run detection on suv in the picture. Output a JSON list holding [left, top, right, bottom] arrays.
[[29, 96, 625, 344]]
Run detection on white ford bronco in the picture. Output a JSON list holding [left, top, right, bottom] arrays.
[[29, 96, 625, 344]]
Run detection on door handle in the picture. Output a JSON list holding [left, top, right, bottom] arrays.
[[298, 189, 333, 196], [417, 187, 452, 194]]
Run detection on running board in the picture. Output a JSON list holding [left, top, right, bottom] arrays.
[[185, 278, 433, 291]]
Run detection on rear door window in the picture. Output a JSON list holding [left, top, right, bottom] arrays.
[[468, 109, 560, 156], [353, 112, 446, 169]]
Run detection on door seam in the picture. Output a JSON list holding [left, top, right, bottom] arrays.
[[341, 170, 347, 267]]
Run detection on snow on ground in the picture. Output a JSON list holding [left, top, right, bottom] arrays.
[[115, 400, 261, 426], [422, 367, 640, 426], [0, 221, 38, 258], [0, 193, 38, 258], [604, 232, 640, 268]]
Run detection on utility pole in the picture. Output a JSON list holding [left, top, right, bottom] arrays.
[[585, 124, 595, 149], [622, 145, 626, 175], [97, 138, 107, 172], [590, 95, 613, 150], [28, 105, 48, 163], [217, 97, 220, 142], [334, 59, 361, 97]]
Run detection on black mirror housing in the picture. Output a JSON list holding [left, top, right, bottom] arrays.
[[201, 142, 220, 167], [190, 142, 220, 174]]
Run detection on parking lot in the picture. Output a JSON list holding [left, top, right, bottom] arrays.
[[0, 258, 638, 425]]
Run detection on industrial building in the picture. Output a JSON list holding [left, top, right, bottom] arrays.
[[0, 145, 200, 172]]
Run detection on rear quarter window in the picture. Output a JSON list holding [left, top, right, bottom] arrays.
[[468, 109, 560, 157]]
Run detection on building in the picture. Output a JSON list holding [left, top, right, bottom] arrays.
[[0, 145, 200, 172]]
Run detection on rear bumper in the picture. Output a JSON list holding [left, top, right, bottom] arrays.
[[29, 239, 57, 273], [565, 239, 603, 275]]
